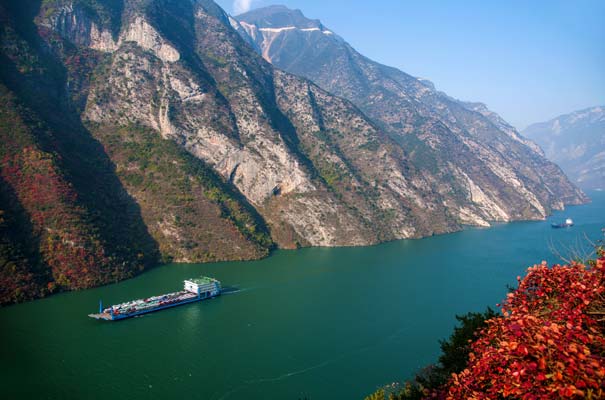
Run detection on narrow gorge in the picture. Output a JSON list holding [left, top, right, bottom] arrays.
[[0, 0, 586, 304]]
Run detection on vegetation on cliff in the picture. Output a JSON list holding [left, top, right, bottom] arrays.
[[91, 124, 273, 263], [0, 85, 158, 305], [0, 0, 273, 305], [0, 0, 589, 305]]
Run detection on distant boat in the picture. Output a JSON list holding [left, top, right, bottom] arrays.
[[552, 218, 574, 229]]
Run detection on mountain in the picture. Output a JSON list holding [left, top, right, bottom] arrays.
[[0, 0, 274, 303], [235, 5, 586, 221], [0, 0, 586, 304], [523, 107, 605, 190]]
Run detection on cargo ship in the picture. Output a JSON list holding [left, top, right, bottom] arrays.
[[88, 276, 221, 321], [552, 218, 574, 229]]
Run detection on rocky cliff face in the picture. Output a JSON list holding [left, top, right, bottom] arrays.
[[0, 0, 588, 304], [0, 0, 270, 303], [77, 0, 445, 247], [235, 5, 587, 226], [523, 107, 605, 190]]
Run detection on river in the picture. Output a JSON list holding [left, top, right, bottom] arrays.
[[1, 191, 604, 399]]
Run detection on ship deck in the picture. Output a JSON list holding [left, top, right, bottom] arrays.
[[88, 313, 114, 321], [89, 292, 219, 321]]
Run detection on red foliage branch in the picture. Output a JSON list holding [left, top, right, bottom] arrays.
[[441, 258, 605, 399]]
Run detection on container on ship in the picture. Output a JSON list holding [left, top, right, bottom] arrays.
[[88, 277, 221, 321]]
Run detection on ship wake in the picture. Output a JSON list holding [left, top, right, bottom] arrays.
[[214, 327, 407, 400]]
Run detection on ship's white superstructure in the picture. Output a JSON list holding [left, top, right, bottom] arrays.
[[184, 277, 221, 298]]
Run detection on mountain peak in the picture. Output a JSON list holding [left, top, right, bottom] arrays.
[[237, 5, 322, 30]]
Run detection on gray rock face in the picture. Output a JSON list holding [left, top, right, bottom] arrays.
[[235, 5, 587, 226], [38, 2, 117, 51], [35, 0, 455, 248], [19, 0, 587, 251], [523, 107, 605, 190], [457, 101, 544, 156], [0, 0, 592, 303]]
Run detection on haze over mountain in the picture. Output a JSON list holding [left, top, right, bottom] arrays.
[[524, 107, 605, 190], [0, 0, 585, 304], [218, 0, 605, 130]]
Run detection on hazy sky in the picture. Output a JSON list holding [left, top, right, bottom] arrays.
[[215, 0, 605, 130]]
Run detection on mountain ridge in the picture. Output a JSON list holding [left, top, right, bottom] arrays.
[[523, 106, 605, 189], [0, 0, 587, 304], [235, 5, 543, 155], [235, 4, 586, 221]]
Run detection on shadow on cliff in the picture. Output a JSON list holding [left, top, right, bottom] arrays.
[[0, 176, 52, 304], [0, 0, 161, 278]]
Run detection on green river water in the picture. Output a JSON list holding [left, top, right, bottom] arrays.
[[1, 191, 604, 400]]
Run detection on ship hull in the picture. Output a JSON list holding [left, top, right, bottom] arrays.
[[88, 292, 220, 321], [551, 223, 573, 229]]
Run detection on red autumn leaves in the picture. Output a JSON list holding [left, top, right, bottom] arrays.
[[442, 257, 605, 399], [1, 147, 110, 290]]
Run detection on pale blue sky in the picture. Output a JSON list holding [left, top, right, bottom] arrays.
[[216, 0, 605, 129]]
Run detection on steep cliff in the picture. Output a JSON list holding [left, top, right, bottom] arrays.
[[235, 5, 587, 226], [0, 0, 589, 304], [0, 0, 270, 303], [49, 0, 462, 246]]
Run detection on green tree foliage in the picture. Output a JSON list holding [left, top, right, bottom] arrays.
[[364, 389, 386, 400], [437, 307, 499, 378], [93, 124, 273, 258], [365, 307, 498, 400]]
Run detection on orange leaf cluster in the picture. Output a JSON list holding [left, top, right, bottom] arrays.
[[442, 258, 605, 399]]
